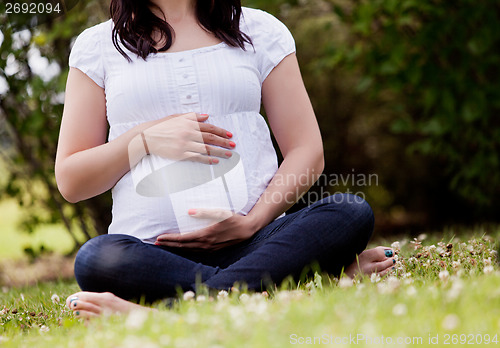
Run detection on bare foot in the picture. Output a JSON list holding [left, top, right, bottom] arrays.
[[344, 246, 395, 279], [66, 291, 154, 319]]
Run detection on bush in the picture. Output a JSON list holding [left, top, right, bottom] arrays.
[[330, 0, 500, 206], [0, 0, 112, 251]]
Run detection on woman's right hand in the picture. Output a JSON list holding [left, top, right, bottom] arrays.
[[58, 69, 236, 203], [142, 113, 235, 164]]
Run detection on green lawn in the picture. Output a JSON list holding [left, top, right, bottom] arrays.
[[0, 199, 77, 260], [0, 229, 498, 347]]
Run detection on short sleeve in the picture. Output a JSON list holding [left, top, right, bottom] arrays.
[[69, 24, 105, 88], [242, 8, 296, 82]]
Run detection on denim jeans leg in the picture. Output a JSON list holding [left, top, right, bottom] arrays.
[[74, 193, 374, 299], [74, 234, 220, 301], [203, 193, 374, 290]]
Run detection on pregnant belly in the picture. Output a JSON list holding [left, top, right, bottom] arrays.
[[132, 151, 248, 234], [111, 111, 278, 238]]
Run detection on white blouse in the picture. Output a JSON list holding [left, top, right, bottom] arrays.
[[68, 7, 296, 242]]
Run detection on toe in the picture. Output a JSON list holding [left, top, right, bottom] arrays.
[[66, 292, 84, 308], [360, 246, 394, 262], [370, 258, 395, 274], [377, 267, 394, 277], [370, 246, 394, 260], [72, 300, 102, 315], [74, 309, 99, 319]]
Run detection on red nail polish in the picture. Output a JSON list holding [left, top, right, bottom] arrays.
[[226, 131, 233, 138], [229, 141, 236, 148], [212, 158, 219, 164], [188, 209, 197, 215], [200, 113, 209, 116], [225, 151, 232, 157]]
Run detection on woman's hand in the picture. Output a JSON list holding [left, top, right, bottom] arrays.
[[155, 209, 259, 251], [57, 68, 235, 202], [142, 113, 235, 164]]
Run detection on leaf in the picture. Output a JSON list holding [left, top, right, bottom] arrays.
[[355, 76, 373, 93], [390, 118, 413, 134]]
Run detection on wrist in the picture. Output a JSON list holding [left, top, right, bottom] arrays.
[[127, 133, 148, 169], [125, 120, 158, 168], [244, 212, 269, 235]]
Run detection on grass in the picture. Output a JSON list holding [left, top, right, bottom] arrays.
[[0, 228, 499, 347]]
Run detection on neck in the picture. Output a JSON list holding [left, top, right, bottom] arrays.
[[149, 0, 196, 22]]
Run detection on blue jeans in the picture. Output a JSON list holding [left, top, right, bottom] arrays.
[[74, 194, 374, 302]]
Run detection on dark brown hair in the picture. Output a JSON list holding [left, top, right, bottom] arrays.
[[110, 0, 252, 61]]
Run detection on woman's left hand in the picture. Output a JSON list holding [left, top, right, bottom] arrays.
[[155, 209, 258, 251]]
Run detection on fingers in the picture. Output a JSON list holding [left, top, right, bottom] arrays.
[[180, 117, 236, 161], [155, 233, 213, 250], [163, 112, 203, 122], [181, 152, 225, 165], [189, 113, 236, 149], [194, 113, 209, 122], [198, 123, 235, 149], [189, 208, 234, 221], [155, 209, 235, 250], [156, 232, 200, 243], [180, 152, 217, 165], [156, 241, 209, 250], [155, 237, 228, 251], [179, 145, 232, 164], [150, 113, 235, 161], [185, 143, 233, 159], [184, 113, 233, 141]]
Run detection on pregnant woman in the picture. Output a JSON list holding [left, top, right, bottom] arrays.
[[56, 0, 395, 318]]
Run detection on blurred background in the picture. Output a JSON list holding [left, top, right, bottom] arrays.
[[0, 0, 499, 263]]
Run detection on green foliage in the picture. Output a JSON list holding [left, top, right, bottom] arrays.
[[243, 0, 294, 14], [0, 1, 111, 251], [330, 0, 500, 205]]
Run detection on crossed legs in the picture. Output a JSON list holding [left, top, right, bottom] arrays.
[[68, 194, 395, 317]]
